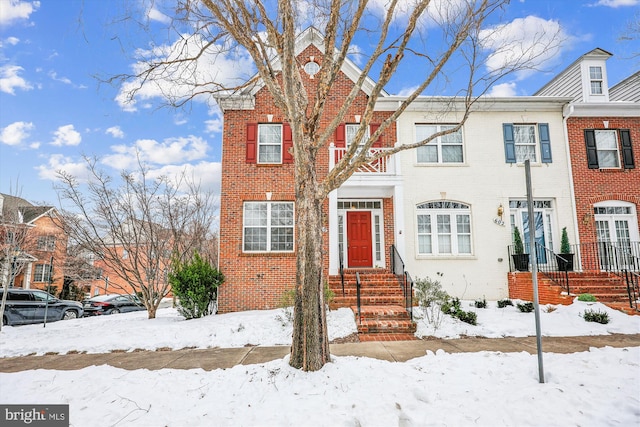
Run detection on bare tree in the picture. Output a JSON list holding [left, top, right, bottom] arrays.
[[114, 0, 560, 370], [55, 157, 218, 319]]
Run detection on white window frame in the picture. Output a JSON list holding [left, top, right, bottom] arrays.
[[416, 201, 473, 256], [37, 235, 56, 251], [594, 130, 621, 169], [33, 264, 52, 282], [416, 124, 464, 164], [243, 201, 295, 253], [346, 124, 369, 147], [257, 124, 283, 164], [513, 124, 537, 163], [589, 66, 603, 95]]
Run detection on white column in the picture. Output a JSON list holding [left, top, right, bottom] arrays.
[[393, 182, 406, 262], [24, 262, 33, 289], [328, 189, 338, 275]]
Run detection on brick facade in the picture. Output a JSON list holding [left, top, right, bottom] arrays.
[[566, 116, 640, 265], [218, 44, 396, 312]]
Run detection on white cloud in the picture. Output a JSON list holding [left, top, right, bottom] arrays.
[[395, 85, 421, 97], [51, 124, 82, 146], [4, 36, 20, 45], [348, 44, 365, 66], [0, 64, 33, 94], [479, 16, 566, 80], [0, 121, 34, 145], [485, 82, 517, 97], [116, 33, 255, 112], [591, 0, 639, 6], [48, 70, 72, 85], [0, 0, 40, 26], [367, 0, 471, 27], [102, 135, 210, 170], [147, 7, 171, 24], [105, 126, 125, 139], [29, 141, 39, 149], [146, 161, 221, 194], [36, 154, 90, 182]]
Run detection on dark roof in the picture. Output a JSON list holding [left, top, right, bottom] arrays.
[[0, 193, 54, 224]]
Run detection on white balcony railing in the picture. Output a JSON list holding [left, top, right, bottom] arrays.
[[329, 145, 396, 175]]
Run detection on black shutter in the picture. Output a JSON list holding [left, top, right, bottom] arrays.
[[584, 129, 599, 169], [538, 123, 552, 163], [503, 124, 516, 163], [620, 130, 635, 169]]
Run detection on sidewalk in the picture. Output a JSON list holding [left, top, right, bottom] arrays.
[[2, 334, 638, 373]]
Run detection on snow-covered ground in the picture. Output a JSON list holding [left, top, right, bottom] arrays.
[[1, 299, 639, 426]]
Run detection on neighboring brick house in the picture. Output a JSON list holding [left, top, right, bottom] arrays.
[[0, 193, 67, 294], [216, 28, 398, 312], [535, 48, 640, 272]]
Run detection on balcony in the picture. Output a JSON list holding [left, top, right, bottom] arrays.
[[329, 145, 397, 175]]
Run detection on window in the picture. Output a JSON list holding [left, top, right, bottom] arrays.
[[503, 123, 552, 164], [585, 129, 634, 169], [243, 202, 294, 252], [346, 124, 369, 147], [246, 123, 293, 164], [34, 264, 52, 282], [416, 124, 463, 163], [416, 201, 472, 255], [589, 66, 603, 95], [122, 249, 129, 259], [37, 235, 56, 251], [258, 124, 282, 164]]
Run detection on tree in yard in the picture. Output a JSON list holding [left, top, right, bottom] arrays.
[[55, 156, 218, 319], [114, 0, 561, 370], [169, 251, 224, 319]]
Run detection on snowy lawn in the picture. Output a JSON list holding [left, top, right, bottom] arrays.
[[1, 299, 639, 426]]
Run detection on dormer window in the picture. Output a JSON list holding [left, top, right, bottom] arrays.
[[589, 66, 603, 95]]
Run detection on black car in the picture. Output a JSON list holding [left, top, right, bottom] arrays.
[[0, 288, 84, 326], [82, 294, 146, 316]]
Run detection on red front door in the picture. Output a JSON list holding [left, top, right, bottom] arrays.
[[347, 211, 373, 267]]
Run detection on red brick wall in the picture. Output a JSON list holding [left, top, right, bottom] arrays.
[[567, 116, 640, 268], [508, 273, 574, 305], [218, 45, 396, 312]]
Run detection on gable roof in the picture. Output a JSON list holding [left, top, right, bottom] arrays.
[[0, 193, 55, 224], [216, 27, 387, 111]]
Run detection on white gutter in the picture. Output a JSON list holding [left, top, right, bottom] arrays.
[[562, 103, 582, 255]]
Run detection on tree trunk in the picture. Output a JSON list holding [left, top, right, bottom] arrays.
[[289, 175, 330, 371]]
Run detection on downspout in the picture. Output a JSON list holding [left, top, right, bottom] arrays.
[[563, 103, 582, 256]]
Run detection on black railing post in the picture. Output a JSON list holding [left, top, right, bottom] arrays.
[[355, 272, 361, 323], [339, 256, 345, 297]]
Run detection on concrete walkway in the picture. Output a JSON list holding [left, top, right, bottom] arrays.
[[1, 334, 638, 373]]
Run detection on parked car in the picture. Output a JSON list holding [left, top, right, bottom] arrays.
[[82, 294, 146, 316], [0, 288, 83, 326]]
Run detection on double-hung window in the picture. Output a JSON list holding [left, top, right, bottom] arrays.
[[503, 123, 552, 164], [585, 129, 634, 169], [34, 264, 52, 282], [243, 202, 294, 252], [589, 66, 603, 95], [37, 235, 56, 251], [416, 124, 463, 163], [258, 124, 282, 164], [416, 201, 472, 255]]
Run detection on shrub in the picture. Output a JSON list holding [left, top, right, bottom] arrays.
[[513, 227, 525, 255], [414, 276, 450, 330], [577, 293, 597, 302], [497, 299, 513, 308], [517, 302, 535, 313], [169, 252, 224, 319], [276, 283, 334, 327], [441, 297, 477, 325], [474, 298, 487, 309], [560, 227, 571, 254], [582, 309, 610, 324]]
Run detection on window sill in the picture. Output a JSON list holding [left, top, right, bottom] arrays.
[[240, 252, 296, 257], [597, 168, 624, 172], [256, 163, 284, 167], [514, 162, 543, 167], [414, 163, 468, 167], [415, 255, 477, 260]]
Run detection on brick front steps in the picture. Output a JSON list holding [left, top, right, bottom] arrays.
[[509, 271, 639, 315], [329, 270, 417, 341]]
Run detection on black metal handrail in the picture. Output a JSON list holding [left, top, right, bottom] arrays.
[[339, 255, 345, 297], [535, 243, 570, 295], [391, 244, 413, 320], [572, 241, 640, 273], [622, 270, 640, 311], [355, 272, 361, 324]]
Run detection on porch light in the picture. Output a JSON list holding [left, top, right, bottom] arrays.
[[497, 204, 504, 218]]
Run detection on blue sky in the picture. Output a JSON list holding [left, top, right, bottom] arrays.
[[1, 0, 638, 206]]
